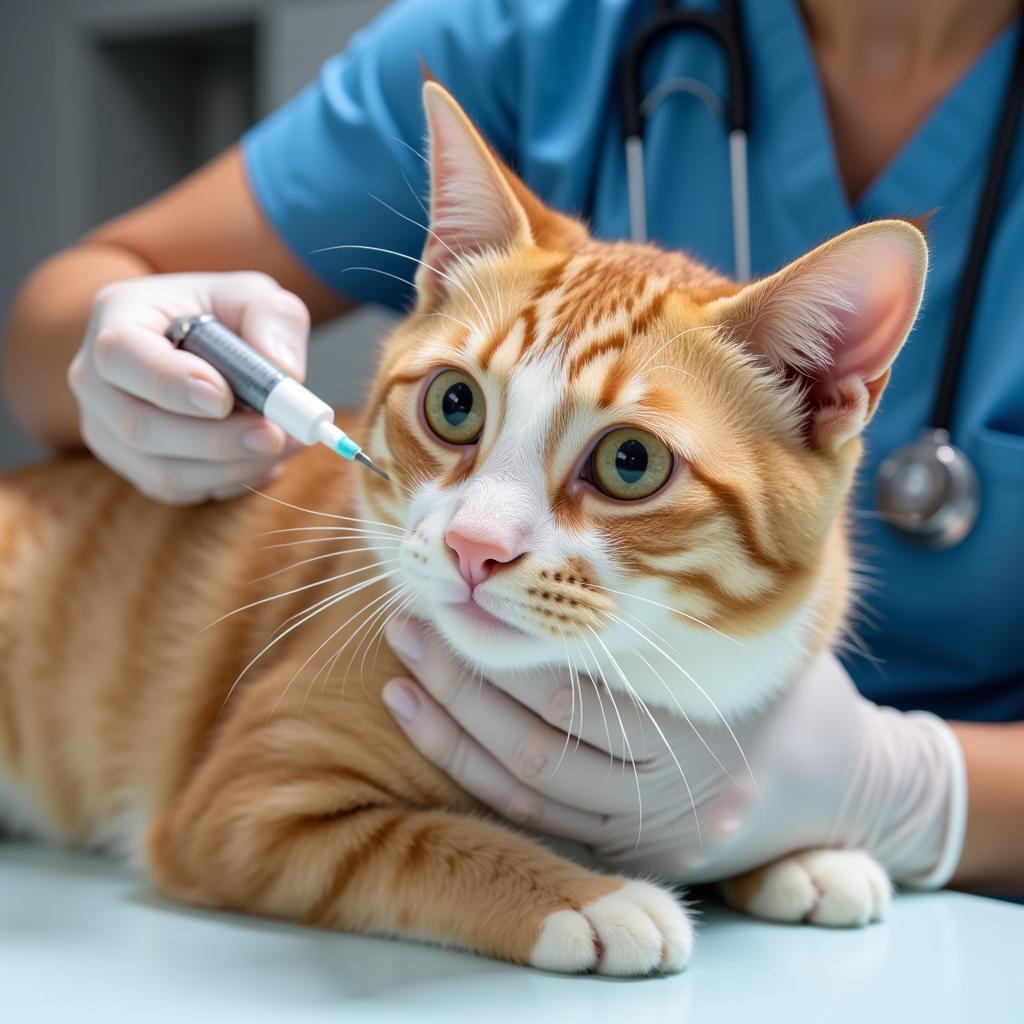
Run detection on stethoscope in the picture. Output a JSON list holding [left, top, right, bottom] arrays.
[[620, 0, 1024, 549]]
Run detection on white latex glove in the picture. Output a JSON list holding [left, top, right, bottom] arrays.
[[68, 272, 310, 504], [382, 619, 967, 889]]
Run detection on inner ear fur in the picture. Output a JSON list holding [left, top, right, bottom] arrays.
[[707, 220, 928, 450]]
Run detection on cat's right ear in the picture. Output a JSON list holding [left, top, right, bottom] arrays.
[[708, 220, 928, 451], [416, 81, 534, 306]]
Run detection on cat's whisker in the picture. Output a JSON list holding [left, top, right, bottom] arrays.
[[244, 490, 406, 532], [584, 651, 618, 778], [563, 639, 588, 757], [252, 544, 402, 583], [269, 582, 362, 642], [450, 248, 503, 339], [398, 167, 430, 218], [605, 602, 702, 682], [370, 590, 416, 673], [635, 326, 709, 375], [582, 581, 748, 649], [294, 580, 406, 703], [203, 559, 402, 631], [640, 364, 695, 380], [580, 634, 644, 847], [563, 636, 618, 782], [257, 525, 405, 538], [553, 636, 579, 778], [424, 309, 476, 333], [570, 640, 601, 764], [366, 192, 499, 336], [603, 610, 762, 810], [389, 133, 429, 165], [311, 244, 491, 334], [346, 584, 412, 685], [595, 608, 741, 787], [221, 567, 401, 712], [271, 582, 405, 722], [357, 586, 414, 683], [308, 583, 410, 705], [261, 536, 403, 552], [340, 265, 481, 335], [588, 627, 701, 846]]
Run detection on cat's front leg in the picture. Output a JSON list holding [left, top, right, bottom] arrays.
[[720, 849, 891, 927], [146, 758, 692, 975]]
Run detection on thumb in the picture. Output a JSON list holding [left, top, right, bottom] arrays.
[[238, 289, 311, 381]]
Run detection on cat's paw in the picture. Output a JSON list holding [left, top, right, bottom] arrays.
[[724, 849, 891, 927], [529, 879, 693, 976]]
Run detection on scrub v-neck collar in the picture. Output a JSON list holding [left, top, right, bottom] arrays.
[[741, 0, 1021, 235]]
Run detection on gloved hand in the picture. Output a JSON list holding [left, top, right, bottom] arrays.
[[382, 619, 966, 889], [68, 272, 310, 504]]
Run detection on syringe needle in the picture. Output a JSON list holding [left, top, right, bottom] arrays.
[[354, 451, 390, 481]]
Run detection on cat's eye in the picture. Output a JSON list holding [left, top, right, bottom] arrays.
[[589, 427, 673, 501], [423, 369, 486, 445]]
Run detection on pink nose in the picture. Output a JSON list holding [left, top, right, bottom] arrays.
[[445, 527, 520, 587]]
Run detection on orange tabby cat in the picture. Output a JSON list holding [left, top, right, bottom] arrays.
[[0, 83, 926, 975]]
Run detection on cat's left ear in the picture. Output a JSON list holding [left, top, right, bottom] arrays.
[[709, 220, 928, 450], [416, 81, 584, 307], [415, 81, 533, 305]]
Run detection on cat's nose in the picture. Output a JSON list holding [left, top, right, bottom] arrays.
[[445, 527, 521, 587]]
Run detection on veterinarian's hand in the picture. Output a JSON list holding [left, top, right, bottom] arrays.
[[383, 621, 966, 889], [68, 272, 309, 504]]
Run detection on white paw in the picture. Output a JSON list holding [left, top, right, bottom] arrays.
[[746, 849, 891, 927], [529, 880, 693, 976]]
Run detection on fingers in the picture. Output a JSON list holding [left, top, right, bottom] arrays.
[[88, 273, 310, 419], [381, 676, 611, 845], [236, 286, 310, 380], [83, 376, 288, 460], [385, 620, 644, 815], [493, 665, 648, 762], [193, 271, 310, 379], [390, 621, 650, 759], [74, 272, 313, 504], [91, 321, 234, 419], [81, 415, 285, 505]]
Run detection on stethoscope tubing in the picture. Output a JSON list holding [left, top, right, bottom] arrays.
[[929, 15, 1024, 431], [620, 1, 751, 277]]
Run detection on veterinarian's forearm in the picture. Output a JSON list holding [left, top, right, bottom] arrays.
[[950, 721, 1024, 891], [3, 242, 152, 449], [3, 146, 354, 454]]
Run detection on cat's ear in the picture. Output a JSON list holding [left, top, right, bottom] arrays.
[[708, 220, 928, 450], [416, 81, 533, 304], [416, 81, 583, 305]]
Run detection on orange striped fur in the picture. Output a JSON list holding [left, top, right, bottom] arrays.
[[0, 83, 927, 971]]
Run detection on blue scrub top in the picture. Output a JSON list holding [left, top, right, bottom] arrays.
[[243, 0, 1024, 722]]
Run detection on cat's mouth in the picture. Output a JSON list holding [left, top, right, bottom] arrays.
[[445, 599, 527, 637]]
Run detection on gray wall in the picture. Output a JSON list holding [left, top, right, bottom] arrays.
[[0, 0, 396, 471]]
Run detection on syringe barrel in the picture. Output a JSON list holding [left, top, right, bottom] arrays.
[[167, 314, 284, 412]]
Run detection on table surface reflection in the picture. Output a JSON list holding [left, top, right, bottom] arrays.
[[1, 842, 1021, 1023]]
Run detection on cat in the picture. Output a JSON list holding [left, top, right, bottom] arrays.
[[0, 81, 926, 976]]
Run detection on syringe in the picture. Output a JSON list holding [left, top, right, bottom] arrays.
[[165, 314, 389, 480]]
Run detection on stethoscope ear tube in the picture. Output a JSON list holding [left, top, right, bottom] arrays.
[[620, 1, 749, 140], [620, 0, 750, 274]]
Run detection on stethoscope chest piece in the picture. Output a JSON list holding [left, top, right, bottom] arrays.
[[874, 429, 980, 549]]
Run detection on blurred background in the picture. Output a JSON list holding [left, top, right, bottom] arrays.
[[0, 0, 398, 471]]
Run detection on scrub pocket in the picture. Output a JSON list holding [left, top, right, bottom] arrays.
[[973, 423, 1024, 483]]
